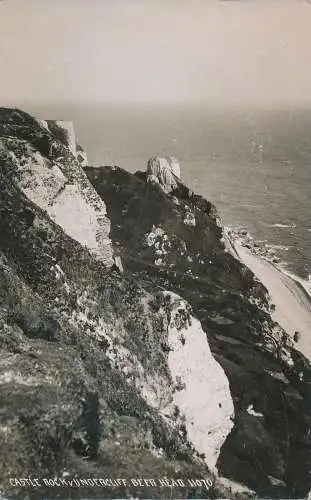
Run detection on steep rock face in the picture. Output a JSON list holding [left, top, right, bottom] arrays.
[[76, 143, 89, 167], [85, 165, 311, 499], [0, 109, 113, 267], [0, 107, 243, 500], [48, 120, 77, 155], [0, 108, 310, 499], [40, 118, 89, 167], [162, 291, 234, 471], [146, 156, 181, 193]]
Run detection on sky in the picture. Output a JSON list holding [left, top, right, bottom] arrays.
[[1, 0, 311, 106]]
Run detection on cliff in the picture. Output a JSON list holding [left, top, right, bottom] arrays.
[[0, 108, 310, 499], [0, 109, 112, 267]]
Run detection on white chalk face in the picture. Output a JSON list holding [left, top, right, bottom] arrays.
[[20, 163, 112, 264], [54, 121, 77, 155], [168, 157, 180, 179], [48, 184, 101, 254], [146, 157, 180, 193], [162, 292, 235, 471], [0, 127, 114, 267]]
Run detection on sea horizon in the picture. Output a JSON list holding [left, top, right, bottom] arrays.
[[3, 100, 311, 285]]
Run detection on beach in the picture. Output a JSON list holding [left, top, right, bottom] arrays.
[[235, 242, 311, 362]]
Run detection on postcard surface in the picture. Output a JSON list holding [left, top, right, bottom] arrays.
[[0, 1, 311, 499]]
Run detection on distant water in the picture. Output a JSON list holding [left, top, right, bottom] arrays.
[[24, 103, 311, 285]]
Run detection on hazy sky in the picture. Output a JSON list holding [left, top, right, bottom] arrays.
[[1, 0, 311, 105]]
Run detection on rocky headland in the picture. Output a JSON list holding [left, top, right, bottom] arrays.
[[0, 108, 310, 499]]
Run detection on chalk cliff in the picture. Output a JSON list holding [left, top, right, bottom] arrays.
[[0, 109, 113, 267], [0, 108, 310, 500], [146, 156, 181, 193]]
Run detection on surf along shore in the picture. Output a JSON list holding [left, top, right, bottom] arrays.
[[227, 229, 311, 362]]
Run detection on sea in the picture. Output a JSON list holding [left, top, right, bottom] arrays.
[[23, 102, 311, 292]]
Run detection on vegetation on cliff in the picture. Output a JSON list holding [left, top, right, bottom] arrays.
[[0, 108, 310, 499]]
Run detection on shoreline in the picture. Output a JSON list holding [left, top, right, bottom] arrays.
[[233, 239, 311, 362]]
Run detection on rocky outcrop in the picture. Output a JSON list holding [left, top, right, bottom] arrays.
[[146, 156, 181, 193], [0, 108, 310, 499], [41, 118, 89, 167], [86, 164, 311, 499], [0, 108, 232, 500], [162, 291, 234, 471], [48, 120, 77, 156], [0, 109, 113, 267], [76, 144, 88, 167]]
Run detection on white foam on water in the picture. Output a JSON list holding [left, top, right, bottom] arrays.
[[271, 223, 296, 229], [235, 242, 311, 361], [280, 267, 311, 299]]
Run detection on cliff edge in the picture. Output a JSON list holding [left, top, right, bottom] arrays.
[[0, 108, 310, 499], [0, 109, 113, 267]]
